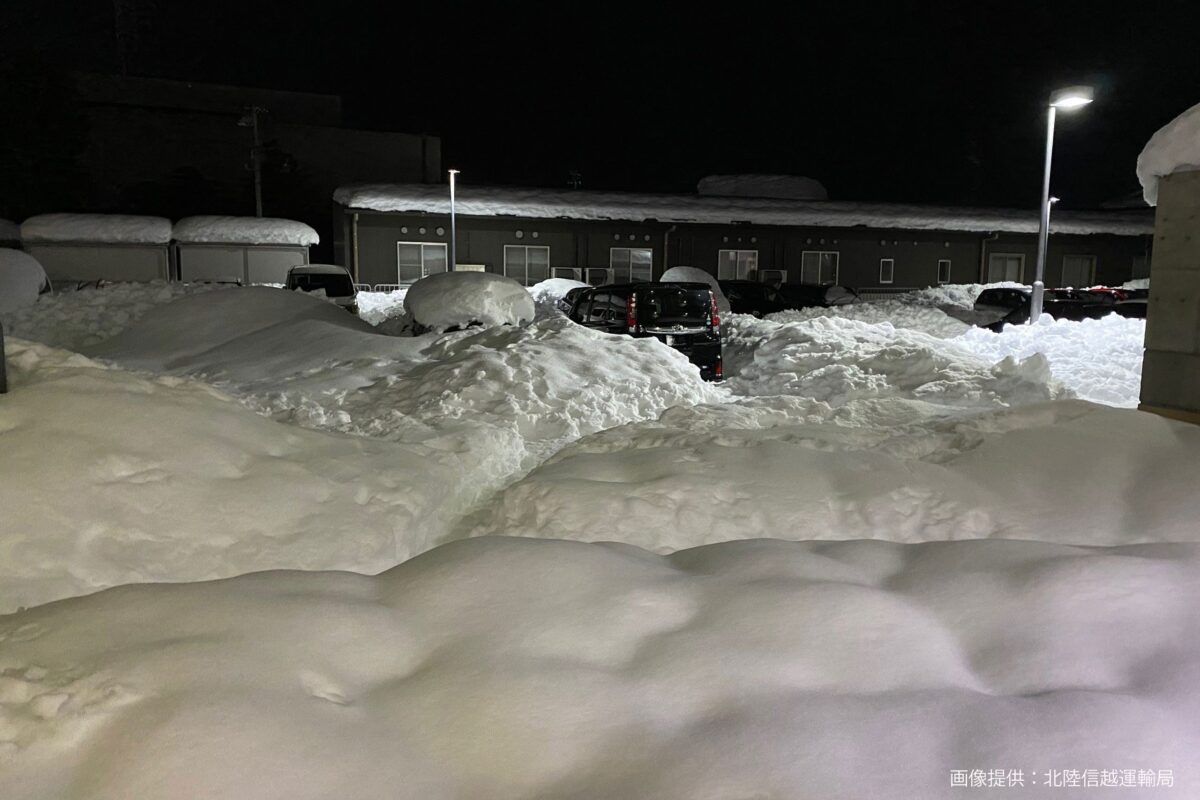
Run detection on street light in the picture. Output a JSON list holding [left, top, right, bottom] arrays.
[[448, 169, 460, 272], [1029, 86, 1093, 322]]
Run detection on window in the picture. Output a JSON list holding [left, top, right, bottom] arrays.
[[396, 242, 448, 283], [987, 253, 1024, 283], [610, 248, 653, 282], [717, 249, 759, 279], [937, 259, 952, 284], [503, 245, 550, 286], [800, 251, 839, 284], [879, 258, 895, 285], [1061, 255, 1096, 288]]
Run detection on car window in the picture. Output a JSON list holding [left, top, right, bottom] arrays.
[[639, 287, 711, 324], [290, 273, 353, 297], [587, 292, 626, 324], [569, 291, 593, 321]]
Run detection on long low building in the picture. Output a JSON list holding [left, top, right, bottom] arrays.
[[332, 184, 1154, 291]]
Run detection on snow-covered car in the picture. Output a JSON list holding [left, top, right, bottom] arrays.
[[776, 282, 860, 309], [718, 280, 788, 317], [565, 282, 723, 381], [285, 264, 358, 314]]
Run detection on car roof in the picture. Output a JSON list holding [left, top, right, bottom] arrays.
[[587, 282, 713, 292], [287, 264, 352, 275]]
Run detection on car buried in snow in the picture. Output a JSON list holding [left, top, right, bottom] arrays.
[[973, 286, 1121, 329], [565, 282, 724, 381], [285, 264, 359, 314], [717, 280, 789, 317]]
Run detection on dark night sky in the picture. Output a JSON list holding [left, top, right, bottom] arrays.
[[5, 0, 1200, 209]]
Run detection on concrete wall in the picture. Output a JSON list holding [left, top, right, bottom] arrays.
[[345, 208, 1152, 292], [1140, 170, 1200, 422]]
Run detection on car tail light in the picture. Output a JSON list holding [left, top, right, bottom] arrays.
[[714, 359, 723, 379], [626, 293, 638, 332], [709, 290, 720, 328]]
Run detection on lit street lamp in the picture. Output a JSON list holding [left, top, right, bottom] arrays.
[[1029, 85, 1094, 323], [448, 169, 460, 271]]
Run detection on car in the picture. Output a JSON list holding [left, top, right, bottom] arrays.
[[776, 282, 860, 310], [285, 264, 359, 314], [973, 286, 1115, 329], [717, 280, 788, 317], [566, 282, 723, 381], [557, 285, 589, 316]]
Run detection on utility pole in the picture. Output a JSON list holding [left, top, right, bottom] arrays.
[[240, 106, 267, 217]]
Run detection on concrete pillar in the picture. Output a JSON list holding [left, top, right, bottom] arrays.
[[1140, 170, 1200, 423]]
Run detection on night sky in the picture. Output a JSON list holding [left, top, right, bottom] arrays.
[[6, 0, 1200, 209]]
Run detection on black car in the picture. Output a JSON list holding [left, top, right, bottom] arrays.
[[776, 282, 860, 310], [973, 286, 1113, 329], [718, 280, 789, 317], [566, 282, 723, 381]]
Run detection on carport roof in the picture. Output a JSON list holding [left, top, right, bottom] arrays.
[[334, 184, 1154, 237]]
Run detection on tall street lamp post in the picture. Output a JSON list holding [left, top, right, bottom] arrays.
[[448, 169, 460, 271], [1030, 85, 1094, 323]]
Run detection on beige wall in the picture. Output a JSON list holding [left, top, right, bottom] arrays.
[[1140, 170, 1200, 420]]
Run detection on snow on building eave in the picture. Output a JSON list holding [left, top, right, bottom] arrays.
[[334, 184, 1154, 237], [173, 216, 320, 247]]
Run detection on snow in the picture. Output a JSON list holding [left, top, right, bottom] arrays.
[[527, 276, 587, 305], [1, 535, 1198, 799], [767, 300, 971, 338], [335, 183, 1155, 236], [173, 215, 320, 246], [354, 287, 409, 326], [20, 213, 173, 245], [1122, 277, 1151, 290], [0, 218, 19, 242], [696, 173, 828, 200], [1136, 100, 1200, 205], [659, 265, 730, 314], [404, 271, 535, 332], [0, 250, 48, 314]]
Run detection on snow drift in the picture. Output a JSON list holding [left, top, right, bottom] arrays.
[[1, 535, 1196, 800], [0, 250, 49, 314], [404, 271, 535, 332], [1137, 100, 1200, 205], [173, 215, 320, 246]]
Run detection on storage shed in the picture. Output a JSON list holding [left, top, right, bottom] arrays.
[[174, 216, 318, 284], [21, 214, 172, 283]]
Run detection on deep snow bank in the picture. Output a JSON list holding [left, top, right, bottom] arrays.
[[404, 271, 535, 332], [0, 339, 465, 613], [1, 536, 1196, 800], [1137, 100, 1200, 205]]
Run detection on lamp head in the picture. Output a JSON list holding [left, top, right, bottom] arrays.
[[1050, 86, 1094, 110]]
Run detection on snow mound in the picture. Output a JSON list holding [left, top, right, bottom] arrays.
[[0, 338, 463, 613], [20, 213, 172, 245], [355, 287, 409, 326], [1, 535, 1197, 799], [404, 271, 535, 332], [659, 266, 730, 314], [468, 400, 1200, 550], [0, 250, 48, 314], [902, 281, 1028, 311], [768, 300, 970, 338], [173, 215, 319, 246], [1137, 100, 1200, 205], [528, 277, 587, 305], [0, 281, 229, 351], [0, 218, 19, 242], [1122, 277, 1150, 290], [697, 173, 828, 200]]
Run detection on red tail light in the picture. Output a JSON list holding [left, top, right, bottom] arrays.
[[626, 293, 638, 331], [714, 360, 723, 379], [709, 290, 720, 328]]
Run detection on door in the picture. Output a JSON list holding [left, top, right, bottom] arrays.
[[1061, 255, 1096, 288], [987, 253, 1024, 283]]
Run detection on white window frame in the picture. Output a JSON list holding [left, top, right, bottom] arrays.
[[396, 241, 448, 283], [717, 249, 759, 280], [609, 247, 654, 282], [879, 258, 895, 285], [937, 259, 952, 284], [503, 244, 550, 286], [1061, 254, 1096, 288], [987, 252, 1025, 283], [800, 250, 840, 285]]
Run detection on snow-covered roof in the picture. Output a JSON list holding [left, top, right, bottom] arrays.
[[0, 218, 19, 242], [174, 215, 320, 246], [697, 174, 828, 201], [21, 213, 173, 245], [1137, 100, 1200, 206], [334, 184, 1154, 237]]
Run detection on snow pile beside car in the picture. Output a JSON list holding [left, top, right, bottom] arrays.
[[404, 271, 535, 332], [1137, 99, 1200, 204], [0, 338, 464, 613], [2, 535, 1197, 800], [355, 287, 409, 326], [0, 250, 49, 314], [467, 400, 1200, 551], [768, 299, 970, 338]]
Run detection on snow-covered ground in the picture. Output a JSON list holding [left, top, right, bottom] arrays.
[[1, 279, 1193, 799]]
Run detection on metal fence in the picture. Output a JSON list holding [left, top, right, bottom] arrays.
[[855, 287, 920, 302]]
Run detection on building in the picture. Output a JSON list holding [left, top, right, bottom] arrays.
[[32, 74, 440, 261], [332, 184, 1153, 291]]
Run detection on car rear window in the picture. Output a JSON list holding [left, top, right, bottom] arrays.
[[291, 273, 353, 297], [639, 287, 711, 324]]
